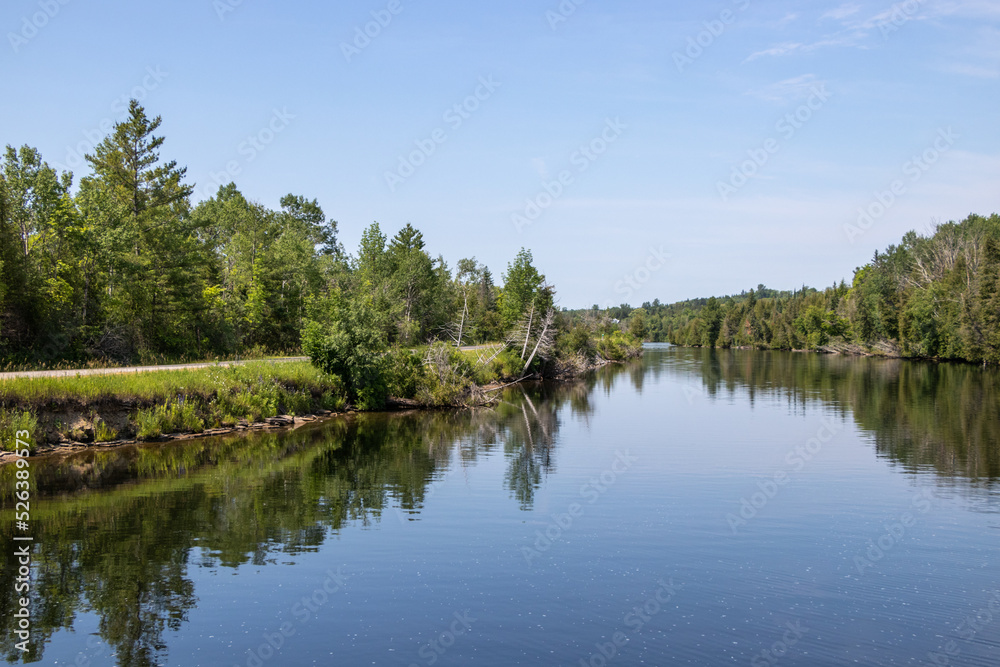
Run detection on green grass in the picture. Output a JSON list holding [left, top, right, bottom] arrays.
[[94, 419, 118, 443], [136, 401, 206, 440], [1, 410, 39, 452], [0, 346, 303, 374], [0, 361, 327, 408], [0, 361, 348, 446]]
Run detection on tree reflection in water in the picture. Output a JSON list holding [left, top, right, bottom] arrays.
[[0, 367, 611, 666]]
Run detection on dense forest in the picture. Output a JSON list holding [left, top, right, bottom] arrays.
[[0, 100, 635, 385], [604, 213, 1000, 365]]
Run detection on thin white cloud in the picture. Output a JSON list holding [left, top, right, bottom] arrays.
[[749, 74, 826, 102], [775, 13, 799, 27], [745, 42, 806, 61], [744, 35, 863, 61], [934, 0, 1000, 19], [936, 62, 1000, 77], [822, 3, 862, 20]]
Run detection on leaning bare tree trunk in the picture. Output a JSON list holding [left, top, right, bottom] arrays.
[[477, 342, 508, 367], [521, 309, 554, 379], [456, 292, 468, 347], [521, 304, 534, 360]]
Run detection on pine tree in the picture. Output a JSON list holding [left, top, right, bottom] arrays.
[[84, 100, 199, 355]]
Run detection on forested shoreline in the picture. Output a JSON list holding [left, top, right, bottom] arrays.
[[0, 100, 641, 448], [601, 213, 1000, 365]]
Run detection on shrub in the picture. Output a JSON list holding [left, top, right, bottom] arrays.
[[595, 331, 642, 361], [415, 343, 474, 406], [302, 297, 388, 410], [385, 347, 426, 399], [91, 416, 118, 442], [556, 324, 596, 362], [491, 348, 525, 381]]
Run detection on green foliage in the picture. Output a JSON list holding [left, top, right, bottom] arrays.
[[491, 348, 525, 380], [499, 248, 548, 329], [94, 418, 118, 442], [135, 400, 204, 440], [385, 347, 427, 398], [0, 409, 38, 452], [415, 343, 475, 405], [0, 361, 349, 444], [303, 294, 389, 410], [0, 99, 643, 394], [793, 306, 851, 347], [556, 323, 597, 362], [595, 330, 643, 361], [617, 214, 1000, 364]]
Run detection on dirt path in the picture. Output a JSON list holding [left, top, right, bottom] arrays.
[[0, 357, 309, 381]]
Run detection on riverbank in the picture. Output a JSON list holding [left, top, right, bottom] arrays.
[[0, 339, 642, 460]]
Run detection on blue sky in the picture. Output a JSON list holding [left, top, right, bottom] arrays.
[[3, 0, 998, 308]]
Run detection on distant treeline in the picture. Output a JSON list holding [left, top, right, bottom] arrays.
[[596, 213, 1000, 364], [0, 100, 635, 371]]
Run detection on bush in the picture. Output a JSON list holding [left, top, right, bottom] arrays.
[[556, 324, 596, 362], [415, 343, 474, 406], [303, 296, 388, 410], [385, 347, 426, 398], [491, 348, 525, 380], [595, 331, 642, 361]]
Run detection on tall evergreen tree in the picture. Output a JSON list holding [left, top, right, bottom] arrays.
[[84, 99, 200, 355]]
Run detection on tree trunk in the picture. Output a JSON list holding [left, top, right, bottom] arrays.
[[456, 291, 468, 347], [521, 310, 552, 379], [521, 304, 534, 360]]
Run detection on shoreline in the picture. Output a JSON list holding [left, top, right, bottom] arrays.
[[0, 355, 637, 466], [663, 340, 999, 366]]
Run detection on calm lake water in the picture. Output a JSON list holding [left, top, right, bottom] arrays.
[[3, 344, 999, 666]]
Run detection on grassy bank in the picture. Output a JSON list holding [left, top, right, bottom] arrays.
[[0, 361, 346, 452], [1, 332, 643, 453]]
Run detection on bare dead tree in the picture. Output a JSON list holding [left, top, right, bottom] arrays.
[[475, 343, 508, 367], [521, 308, 556, 379], [520, 303, 535, 360]]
